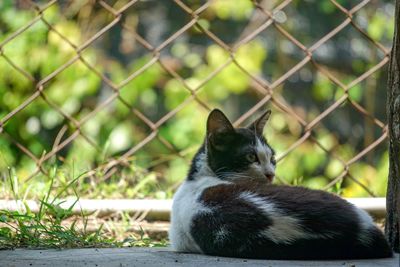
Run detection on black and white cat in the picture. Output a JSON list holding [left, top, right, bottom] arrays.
[[169, 109, 392, 260]]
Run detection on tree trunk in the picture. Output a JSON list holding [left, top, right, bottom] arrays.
[[385, 0, 400, 254]]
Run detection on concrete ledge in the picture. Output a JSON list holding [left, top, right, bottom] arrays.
[[0, 248, 398, 267]]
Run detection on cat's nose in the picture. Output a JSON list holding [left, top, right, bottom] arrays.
[[264, 172, 274, 182]]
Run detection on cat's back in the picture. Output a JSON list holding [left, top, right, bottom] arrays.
[[194, 182, 360, 245], [202, 182, 359, 228], [189, 182, 392, 259]]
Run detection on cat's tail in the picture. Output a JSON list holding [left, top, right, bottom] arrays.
[[353, 226, 393, 259]]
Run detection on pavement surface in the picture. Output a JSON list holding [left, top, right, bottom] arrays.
[[0, 248, 398, 267]]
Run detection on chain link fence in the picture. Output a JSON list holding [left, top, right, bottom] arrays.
[[0, 0, 395, 198]]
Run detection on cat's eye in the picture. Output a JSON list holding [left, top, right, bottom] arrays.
[[270, 155, 276, 165], [245, 153, 257, 163]]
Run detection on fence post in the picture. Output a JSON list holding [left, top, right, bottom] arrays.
[[385, 0, 400, 254]]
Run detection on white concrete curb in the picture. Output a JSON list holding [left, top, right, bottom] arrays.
[[0, 198, 386, 220]]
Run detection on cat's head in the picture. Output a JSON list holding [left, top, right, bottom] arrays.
[[206, 109, 276, 183]]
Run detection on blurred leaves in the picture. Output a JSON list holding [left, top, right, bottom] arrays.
[[0, 0, 393, 199]]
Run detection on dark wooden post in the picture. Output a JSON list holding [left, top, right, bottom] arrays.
[[385, 0, 400, 254]]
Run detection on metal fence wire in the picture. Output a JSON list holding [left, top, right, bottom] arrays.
[[0, 0, 395, 197]]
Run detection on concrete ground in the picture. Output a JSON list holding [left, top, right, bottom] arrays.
[[0, 248, 398, 267]]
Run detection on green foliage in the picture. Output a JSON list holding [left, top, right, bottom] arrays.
[[0, 168, 114, 249], [0, 167, 167, 249], [211, 0, 254, 20], [0, 0, 393, 211]]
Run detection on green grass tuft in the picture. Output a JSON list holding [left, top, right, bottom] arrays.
[[0, 167, 168, 249]]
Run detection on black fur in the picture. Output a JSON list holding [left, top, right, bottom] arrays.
[[190, 182, 393, 259], [203, 109, 275, 181], [187, 144, 206, 181], [206, 129, 275, 180], [188, 128, 275, 181]]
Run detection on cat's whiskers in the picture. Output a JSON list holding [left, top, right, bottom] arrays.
[[215, 171, 253, 181], [214, 166, 229, 174]]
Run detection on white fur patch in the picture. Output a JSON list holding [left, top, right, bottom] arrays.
[[239, 191, 276, 214], [169, 173, 228, 252], [239, 191, 333, 244], [239, 192, 308, 244], [194, 151, 214, 177], [255, 139, 272, 162], [215, 226, 229, 244], [255, 138, 275, 177], [353, 206, 375, 245]]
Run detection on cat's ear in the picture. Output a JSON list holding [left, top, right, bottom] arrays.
[[207, 109, 234, 150], [248, 110, 271, 135], [207, 109, 234, 136]]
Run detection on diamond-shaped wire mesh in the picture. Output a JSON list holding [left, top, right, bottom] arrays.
[[0, 0, 395, 198]]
